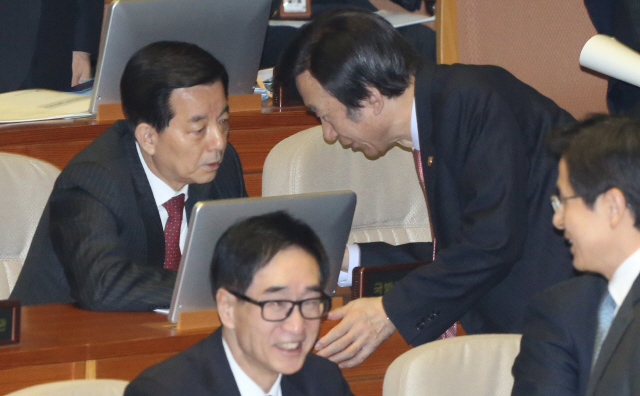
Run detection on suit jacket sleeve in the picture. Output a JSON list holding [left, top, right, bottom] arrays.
[[73, 0, 103, 54], [380, 84, 531, 344], [50, 162, 177, 311], [359, 241, 434, 266]]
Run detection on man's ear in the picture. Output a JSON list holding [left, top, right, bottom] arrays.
[[603, 188, 628, 228], [364, 86, 385, 116], [134, 123, 159, 156], [216, 288, 237, 330]]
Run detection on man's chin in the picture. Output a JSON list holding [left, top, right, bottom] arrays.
[[191, 171, 218, 185]]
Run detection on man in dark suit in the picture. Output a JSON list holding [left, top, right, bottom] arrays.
[[0, 0, 103, 93], [10, 41, 247, 311], [125, 212, 354, 396], [282, 8, 574, 368], [512, 115, 640, 396]]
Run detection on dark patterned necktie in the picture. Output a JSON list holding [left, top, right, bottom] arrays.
[[163, 194, 185, 271], [412, 150, 457, 339]]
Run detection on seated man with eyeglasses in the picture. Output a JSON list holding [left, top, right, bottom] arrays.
[[512, 115, 640, 396], [125, 211, 354, 396]]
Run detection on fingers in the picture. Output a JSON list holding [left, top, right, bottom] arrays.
[[315, 305, 351, 353], [71, 51, 92, 86], [315, 297, 395, 367]]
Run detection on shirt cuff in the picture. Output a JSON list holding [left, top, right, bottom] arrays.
[[338, 244, 361, 287]]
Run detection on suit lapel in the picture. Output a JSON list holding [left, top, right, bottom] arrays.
[[186, 182, 211, 222], [414, 63, 440, 244], [122, 128, 165, 267], [207, 329, 243, 396], [587, 274, 640, 395], [281, 375, 307, 396]]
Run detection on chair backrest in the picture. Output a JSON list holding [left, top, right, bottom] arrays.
[[436, 0, 607, 119], [262, 125, 431, 245], [5, 379, 129, 396], [383, 334, 522, 396], [0, 152, 60, 299]]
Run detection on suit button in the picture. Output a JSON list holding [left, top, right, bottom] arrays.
[[416, 319, 426, 330]]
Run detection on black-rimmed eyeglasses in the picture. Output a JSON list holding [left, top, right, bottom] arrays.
[[228, 290, 331, 322], [550, 194, 580, 213]]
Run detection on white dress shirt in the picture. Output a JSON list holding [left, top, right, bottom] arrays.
[[608, 247, 640, 316], [136, 142, 189, 252], [222, 336, 283, 396], [338, 99, 419, 287]]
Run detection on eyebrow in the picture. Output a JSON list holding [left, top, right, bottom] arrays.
[[188, 106, 229, 124], [189, 115, 207, 124], [262, 285, 323, 296]]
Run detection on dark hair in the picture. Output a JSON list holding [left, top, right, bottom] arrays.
[[120, 41, 229, 131], [284, 8, 421, 114], [550, 114, 640, 228], [210, 211, 329, 298]]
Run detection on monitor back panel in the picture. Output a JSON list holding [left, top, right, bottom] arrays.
[[168, 191, 356, 323], [91, 0, 270, 114]]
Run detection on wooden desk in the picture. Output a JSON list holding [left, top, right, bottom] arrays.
[[0, 304, 411, 396], [0, 107, 319, 197]]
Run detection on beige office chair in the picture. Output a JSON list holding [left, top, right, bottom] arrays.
[[0, 152, 60, 299], [5, 379, 129, 396], [262, 125, 431, 246], [383, 334, 522, 396], [436, 0, 608, 119]]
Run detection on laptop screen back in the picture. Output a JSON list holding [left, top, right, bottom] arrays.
[[90, 0, 270, 114], [168, 191, 356, 323]]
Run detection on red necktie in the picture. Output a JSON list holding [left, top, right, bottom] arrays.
[[412, 150, 457, 339], [163, 194, 185, 271]]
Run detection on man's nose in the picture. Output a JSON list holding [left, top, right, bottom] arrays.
[[552, 209, 565, 230], [281, 306, 305, 334], [321, 121, 338, 142], [206, 126, 226, 151]]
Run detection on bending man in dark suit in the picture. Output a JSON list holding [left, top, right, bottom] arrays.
[[512, 115, 640, 396], [125, 212, 354, 396], [10, 41, 247, 311], [282, 8, 575, 368]]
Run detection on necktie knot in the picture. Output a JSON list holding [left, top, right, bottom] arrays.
[[163, 194, 185, 217]]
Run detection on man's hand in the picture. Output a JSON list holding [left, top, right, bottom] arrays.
[[71, 51, 92, 86], [316, 296, 396, 368]]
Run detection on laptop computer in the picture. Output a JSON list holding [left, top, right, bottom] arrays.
[[90, 0, 271, 114], [168, 191, 357, 323]]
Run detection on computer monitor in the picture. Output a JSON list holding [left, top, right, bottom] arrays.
[[90, 0, 270, 114], [168, 191, 357, 323]]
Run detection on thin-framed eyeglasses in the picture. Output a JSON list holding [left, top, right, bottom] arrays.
[[228, 290, 331, 322], [550, 194, 580, 213]]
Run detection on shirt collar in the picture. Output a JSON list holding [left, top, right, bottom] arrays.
[[136, 142, 189, 206], [410, 98, 420, 152], [222, 336, 283, 396], [608, 246, 640, 313]]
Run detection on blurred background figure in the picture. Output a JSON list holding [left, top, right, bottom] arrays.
[[0, 0, 103, 93]]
